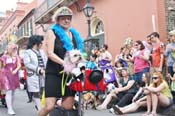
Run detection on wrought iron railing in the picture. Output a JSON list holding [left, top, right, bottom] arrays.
[[35, 0, 64, 23]]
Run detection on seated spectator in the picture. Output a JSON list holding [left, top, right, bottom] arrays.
[[111, 73, 150, 115], [96, 68, 137, 110], [142, 72, 173, 116]]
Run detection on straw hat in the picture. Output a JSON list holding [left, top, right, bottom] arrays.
[[52, 6, 73, 21]]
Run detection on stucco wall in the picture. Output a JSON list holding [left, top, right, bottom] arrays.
[[70, 0, 166, 59], [34, 0, 166, 61]]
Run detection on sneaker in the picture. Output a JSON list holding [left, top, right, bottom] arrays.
[[27, 100, 32, 103], [96, 105, 106, 110], [109, 108, 115, 114], [8, 109, 15, 115]]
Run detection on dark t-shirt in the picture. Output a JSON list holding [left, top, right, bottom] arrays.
[[120, 76, 138, 93]]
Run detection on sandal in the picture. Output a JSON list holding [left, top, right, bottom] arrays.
[[112, 105, 123, 115]]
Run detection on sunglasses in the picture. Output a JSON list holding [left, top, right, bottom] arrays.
[[152, 77, 158, 80], [135, 44, 139, 46]]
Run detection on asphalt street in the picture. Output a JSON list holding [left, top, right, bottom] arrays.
[[0, 90, 162, 116]]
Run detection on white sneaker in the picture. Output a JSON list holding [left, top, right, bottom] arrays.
[[8, 109, 15, 115], [109, 108, 115, 114], [96, 105, 107, 110]]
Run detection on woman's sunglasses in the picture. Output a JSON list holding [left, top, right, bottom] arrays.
[[152, 77, 158, 80]]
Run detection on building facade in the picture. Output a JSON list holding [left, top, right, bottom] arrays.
[[0, 0, 37, 54], [16, 0, 37, 49], [0, 4, 26, 54], [165, 0, 175, 32], [34, 0, 167, 58], [0, 0, 172, 58]]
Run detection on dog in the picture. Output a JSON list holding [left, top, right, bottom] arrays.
[[63, 49, 85, 86], [83, 92, 96, 110], [63, 49, 84, 74], [66, 62, 86, 86]]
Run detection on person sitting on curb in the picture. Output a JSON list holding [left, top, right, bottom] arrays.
[[96, 68, 137, 110], [111, 73, 150, 115], [142, 72, 173, 116]]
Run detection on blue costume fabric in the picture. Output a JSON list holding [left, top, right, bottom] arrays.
[[51, 24, 84, 52]]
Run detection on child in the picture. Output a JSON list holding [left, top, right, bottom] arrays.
[[86, 54, 97, 70], [168, 63, 175, 103]]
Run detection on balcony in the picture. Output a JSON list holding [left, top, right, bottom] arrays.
[[35, 0, 78, 24]]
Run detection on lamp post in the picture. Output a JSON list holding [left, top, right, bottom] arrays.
[[82, 0, 94, 39]]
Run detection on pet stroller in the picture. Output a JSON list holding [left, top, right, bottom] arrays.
[[49, 69, 106, 116]]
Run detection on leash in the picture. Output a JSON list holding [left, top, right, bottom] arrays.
[[60, 71, 69, 96]]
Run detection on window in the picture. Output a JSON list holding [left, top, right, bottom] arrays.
[[95, 21, 104, 34], [29, 18, 33, 36], [22, 25, 25, 36], [26, 21, 29, 36], [84, 18, 105, 56]]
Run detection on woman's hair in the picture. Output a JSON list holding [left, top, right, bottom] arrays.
[[103, 44, 108, 50], [149, 32, 160, 39], [6, 43, 17, 54], [137, 81, 145, 87], [151, 72, 164, 87], [115, 60, 124, 67], [27, 35, 43, 49], [121, 67, 130, 76], [135, 40, 145, 50]]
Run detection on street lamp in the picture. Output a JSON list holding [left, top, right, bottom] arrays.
[[82, 0, 94, 38]]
